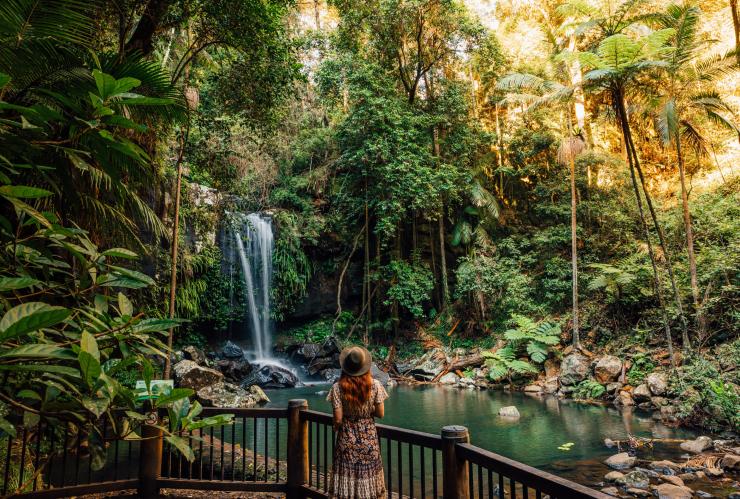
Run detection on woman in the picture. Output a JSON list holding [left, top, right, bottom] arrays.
[[327, 346, 388, 499]]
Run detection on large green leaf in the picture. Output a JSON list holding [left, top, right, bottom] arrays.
[[0, 186, 53, 199], [0, 344, 75, 359], [0, 276, 40, 291], [80, 331, 100, 361], [0, 302, 71, 341], [165, 435, 195, 462], [132, 318, 182, 333], [101, 248, 138, 259]]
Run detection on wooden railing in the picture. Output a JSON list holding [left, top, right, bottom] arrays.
[[2, 399, 610, 499]]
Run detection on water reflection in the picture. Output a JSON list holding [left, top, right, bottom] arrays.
[[265, 384, 699, 478]]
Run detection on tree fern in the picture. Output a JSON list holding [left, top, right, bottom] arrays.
[[503, 314, 561, 364]]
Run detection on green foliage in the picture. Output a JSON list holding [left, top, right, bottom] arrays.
[[669, 349, 740, 431], [503, 315, 561, 363], [271, 211, 314, 321], [284, 312, 355, 344], [573, 380, 606, 400], [626, 353, 656, 385], [383, 259, 435, 319], [587, 258, 653, 306], [482, 347, 537, 383]]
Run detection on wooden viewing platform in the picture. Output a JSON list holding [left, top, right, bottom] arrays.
[[2, 400, 610, 499]]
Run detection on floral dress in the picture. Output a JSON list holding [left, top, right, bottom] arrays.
[[327, 379, 389, 499]]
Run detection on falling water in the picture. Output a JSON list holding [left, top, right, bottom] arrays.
[[233, 213, 274, 360]]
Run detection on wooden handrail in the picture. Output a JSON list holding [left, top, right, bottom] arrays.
[[456, 442, 612, 499]]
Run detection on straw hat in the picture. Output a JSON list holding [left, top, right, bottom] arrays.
[[339, 346, 372, 377]]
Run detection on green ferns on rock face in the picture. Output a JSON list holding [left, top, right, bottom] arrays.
[[482, 347, 538, 383], [573, 380, 606, 400]]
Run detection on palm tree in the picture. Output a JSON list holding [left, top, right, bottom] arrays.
[[579, 28, 683, 363], [653, 3, 739, 342], [0, 0, 186, 247]]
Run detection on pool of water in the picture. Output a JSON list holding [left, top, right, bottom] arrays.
[[265, 383, 704, 488]]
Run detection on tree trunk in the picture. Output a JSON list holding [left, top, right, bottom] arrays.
[[615, 89, 676, 368], [675, 138, 704, 339], [731, 0, 740, 65], [438, 214, 450, 308], [625, 116, 690, 350], [570, 155, 579, 348], [364, 197, 371, 344], [567, 36, 594, 150], [124, 0, 172, 56]]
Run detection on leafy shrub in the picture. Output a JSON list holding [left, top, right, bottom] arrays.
[[627, 353, 655, 385], [503, 315, 560, 363], [573, 380, 606, 400], [284, 312, 355, 343], [482, 347, 537, 383], [383, 259, 434, 319]]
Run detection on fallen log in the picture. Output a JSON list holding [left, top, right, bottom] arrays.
[[431, 353, 487, 382]]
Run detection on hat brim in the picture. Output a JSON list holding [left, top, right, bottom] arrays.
[[339, 346, 372, 377]]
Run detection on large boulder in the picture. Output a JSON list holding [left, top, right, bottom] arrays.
[[605, 452, 636, 470], [680, 436, 713, 454], [721, 453, 740, 470], [647, 372, 668, 396], [618, 390, 634, 406], [221, 341, 245, 359], [370, 363, 391, 386], [439, 372, 460, 385], [544, 359, 560, 379], [633, 384, 651, 402], [559, 354, 590, 386], [288, 342, 321, 363], [182, 345, 208, 366], [652, 483, 693, 499], [594, 355, 622, 383], [321, 368, 341, 384], [197, 382, 269, 408], [216, 358, 253, 383], [174, 360, 224, 391], [404, 349, 447, 381], [620, 470, 649, 489], [242, 364, 299, 389]]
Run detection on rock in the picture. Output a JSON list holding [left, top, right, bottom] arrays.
[[694, 471, 706, 479], [660, 475, 684, 487], [604, 438, 616, 448], [183, 345, 208, 365], [695, 491, 714, 498], [660, 405, 678, 423], [196, 381, 269, 408], [721, 453, 740, 470], [652, 483, 693, 499], [222, 341, 244, 359], [635, 467, 659, 479], [247, 385, 269, 404], [242, 364, 299, 389], [625, 488, 651, 497], [370, 363, 391, 386], [174, 360, 224, 391], [216, 358, 253, 383], [704, 467, 723, 477], [543, 377, 559, 394], [649, 461, 680, 474], [559, 354, 590, 386], [618, 390, 634, 406], [523, 384, 543, 393], [289, 342, 321, 363], [646, 372, 668, 396], [651, 396, 668, 407], [632, 384, 651, 402], [605, 382, 623, 394], [498, 406, 520, 418], [405, 349, 447, 381], [621, 470, 649, 489], [321, 368, 341, 384], [712, 439, 735, 449], [601, 486, 619, 497], [544, 359, 560, 378], [594, 355, 622, 383], [677, 473, 695, 482], [604, 471, 624, 482], [605, 452, 636, 470], [680, 436, 713, 454], [439, 372, 460, 385]]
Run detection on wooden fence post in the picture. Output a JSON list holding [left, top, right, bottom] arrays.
[[442, 425, 470, 499], [287, 399, 309, 499], [138, 419, 163, 498]]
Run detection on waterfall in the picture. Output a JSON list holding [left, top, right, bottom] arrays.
[[233, 213, 274, 360]]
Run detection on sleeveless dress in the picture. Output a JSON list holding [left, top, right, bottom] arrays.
[[326, 379, 389, 499]]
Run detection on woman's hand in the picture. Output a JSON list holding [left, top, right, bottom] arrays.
[[333, 420, 343, 432], [333, 407, 343, 432]]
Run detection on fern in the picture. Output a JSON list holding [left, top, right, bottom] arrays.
[[503, 315, 561, 364]]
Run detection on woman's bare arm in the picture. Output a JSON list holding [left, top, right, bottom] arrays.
[[333, 407, 343, 431], [374, 402, 384, 418]]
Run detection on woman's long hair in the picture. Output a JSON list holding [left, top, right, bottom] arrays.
[[338, 371, 373, 413]]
